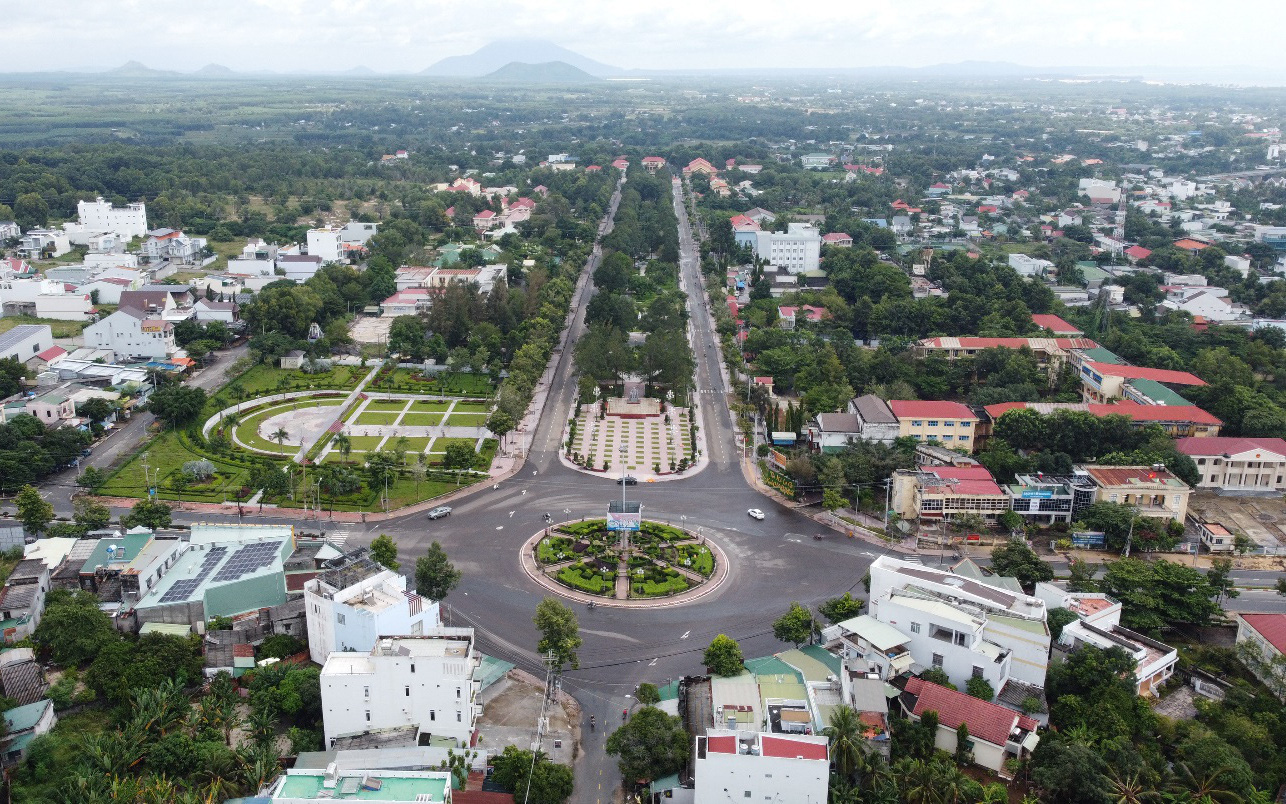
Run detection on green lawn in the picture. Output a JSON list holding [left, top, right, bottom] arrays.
[[366, 399, 410, 412], [401, 413, 444, 427], [347, 436, 386, 451], [410, 400, 453, 413], [395, 436, 433, 453], [221, 364, 363, 398], [445, 413, 489, 427], [452, 401, 493, 414], [99, 427, 257, 500], [434, 437, 478, 453], [355, 411, 399, 426], [0, 315, 89, 338]]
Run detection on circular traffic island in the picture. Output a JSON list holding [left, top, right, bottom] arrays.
[[522, 518, 727, 607]]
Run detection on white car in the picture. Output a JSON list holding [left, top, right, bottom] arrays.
[[747, 508, 766, 521]]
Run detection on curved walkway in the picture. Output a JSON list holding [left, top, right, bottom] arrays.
[[518, 522, 730, 609]]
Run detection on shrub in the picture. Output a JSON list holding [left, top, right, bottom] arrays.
[[182, 459, 216, 481], [966, 676, 995, 701]]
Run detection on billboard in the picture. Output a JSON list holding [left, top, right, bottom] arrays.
[[1021, 489, 1054, 499], [607, 509, 641, 532], [1071, 531, 1106, 548]]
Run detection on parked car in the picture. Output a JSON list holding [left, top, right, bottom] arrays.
[[427, 507, 452, 520], [617, 476, 638, 486], [747, 508, 765, 520]]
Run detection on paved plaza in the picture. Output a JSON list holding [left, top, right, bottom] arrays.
[[567, 400, 695, 480]]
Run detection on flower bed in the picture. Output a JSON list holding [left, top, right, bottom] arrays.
[[557, 562, 616, 596]]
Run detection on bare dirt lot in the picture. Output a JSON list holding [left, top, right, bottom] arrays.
[[1188, 492, 1286, 551], [348, 316, 394, 344], [476, 670, 580, 765]]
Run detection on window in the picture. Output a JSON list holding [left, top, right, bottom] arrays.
[[958, 435, 969, 441], [411, 664, 415, 673], [744, 793, 752, 799], [365, 710, 370, 722], [405, 686, 411, 697], [932, 653, 944, 669], [943, 421, 954, 427], [1197, 458, 1206, 465], [972, 666, 984, 678], [456, 711, 462, 722], [430, 711, 436, 721], [910, 622, 921, 634], [928, 420, 939, 427], [942, 436, 953, 442], [337, 613, 346, 625], [456, 687, 462, 699], [363, 686, 369, 699], [912, 420, 923, 427]]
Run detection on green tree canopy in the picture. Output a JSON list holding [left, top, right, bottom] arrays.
[[605, 706, 691, 784], [533, 597, 581, 672], [415, 542, 461, 601], [369, 534, 400, 571], [772, 602, 815, 646], [702, 634, 745, 676]]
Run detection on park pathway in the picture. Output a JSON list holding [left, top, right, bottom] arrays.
[[292, 364, 380, 463]]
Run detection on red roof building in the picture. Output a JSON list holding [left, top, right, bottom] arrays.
[[902, 676, 1037, 747], [1083, 362, 1206, 386], [1030, 313, 1083, 335], [1173, 238, 1211, 253], [1125, 245, 1152, 262], [611, 158, 629, 170], [1238, 613, 1286, 655], [821, 232, 853, 246], [982, 401, 1221, 443], [889, 400, 975, 421]]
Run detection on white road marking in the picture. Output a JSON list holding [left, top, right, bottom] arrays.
[[648, 658, 658, 666], [681, 630, 690, 639], [496, 526, 503, 530], [509, 511, 514, 517]]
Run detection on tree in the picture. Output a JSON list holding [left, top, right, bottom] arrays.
[[822, 705, 866, 781], [442, 441, 477, 470], [990, 537, 1054, 587], [818, 592, 864, 624], [77, 465, 106, 492], [702, 634, 745, 676], [76, 397, 114, 425], [1047, 607, 1078, 641], [146, 384, 207, 428], [486, 410, 516, 439], [333, 432, 352, 463], [1207, 557, 1239, 603], [1030, 736, 1113, 804], [73, 498, 112, 531], [605, 706, 691, 784], [120, 498, 173, 530], [14, 192, 49, 230], [490, 746, 573, 804], [635, 683, 661, 706], [965, 676, 995, 701], [533, 597, 582, 672], [370, 534, 400, 571], [15, 484, 53, 535], [1100, 558, 1221, 633], [953, 723, 974, 766], [1067, 558, 1098, 592], [260, 634, 305, 660], [415, 542, 461, 601], [772, 602, 814, 646], [34, 589, 116, 666], [271, 427, 291, 454]]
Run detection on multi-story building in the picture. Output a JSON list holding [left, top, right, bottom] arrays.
[[304, 551, 439, 664], [320, 630, 481, 748], [76, 198, 147, 240], [981, 402, 1222, 446], [1080, 465, 1190, 521], [1002, 472, 1098, 524], [692, 731, 829, 804], [888, 400, 978, 450], [865, 556, 1050, 694], [1175, 436, 1286, 492], [891, 465, 1008, 522], [84, 309, 175, 361], [1078, 361, 1206, 404], [751, 223, 821, 275], [915, 336, 1097, 375], [0, 559, 51, 644]]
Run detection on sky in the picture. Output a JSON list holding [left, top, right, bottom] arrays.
[[2, 0, 1282, 78]]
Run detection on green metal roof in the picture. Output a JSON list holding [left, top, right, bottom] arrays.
[[799, 644, 842, 675], [649, 773, 683, 794], [139, 622, 192, 637], [1077, 346, 1123, 364], [655, 679, 681, 701], [776, 649, 836, 683], [3, 700, 50, 733], [1126, 378, 1193, 406], [743, 656, 801, 679], [476, 655, 514, 692], [79, 532, 153, 575]]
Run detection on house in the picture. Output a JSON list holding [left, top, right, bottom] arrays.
[[84, 309, 175, 361], [1173, 238, 1210, 254], [776, 305, 827, 329], [472, 209, 497, 231], [0, 222, 19, 241], [0, 648, 48, 706], [1175, 436, 1286, 492], [752, 223, 821, 274], [641, 156, 666, 173], [840, 394, 901, 445], [381, 288, 432, 317], [1125, 245, 1152, 264], [192, 299, 240, 323], [889, 400, 978, 450], [320, 630, 481, 748], [1234, 613, 1286, 699], [0, 324, 53, 365], [683, 158, 717, 176], [307, 227, 344, 263], [744, 207, 776, 224], [263, 767, 454, 803], [279, 254, 325, 282], [822, 614, 915, 681], [0, 560, 50, 643], [1079, 465, 1190, 522], [16, 229, 71, 260], [1, 700, 56, 765], [304, 550, 440, 664], [280, 350, 306, 370], [890, 465, 1006, 522], [691, 731, 828, 804], [76, 197, 148, 240], [1079, 361, 1205, 404], [1030, 313, 1082, 336], [897, 677, 1039, 773], [141, 229, 206, 263], [821, 232, 853, 247], [118, 285, 195, 319], [78, 276, 133, 305], [1008, 253, 1054, 278], [800, 153, 835, 169], [808, 413, 864, 453]]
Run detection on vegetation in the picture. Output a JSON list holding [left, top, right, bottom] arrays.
[[605, 706, 690, 785], [702, 634, 745, 677], [533, 598, 582, 672], [414, 541, 461, 601]]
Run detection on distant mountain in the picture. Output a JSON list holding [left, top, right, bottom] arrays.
[[194, 63, 235, 76], [483, 61, 599, 83], [106, 60, 180, 77], [423, 39, 618, 77], [346, 65, 377, 75]]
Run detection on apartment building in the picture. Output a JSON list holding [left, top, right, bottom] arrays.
[[888, 400, 978, 450], [751, 223, 821, 274]]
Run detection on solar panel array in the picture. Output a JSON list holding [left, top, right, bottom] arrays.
[[212, 541, 281, 583], [158, 546, 228, 604]]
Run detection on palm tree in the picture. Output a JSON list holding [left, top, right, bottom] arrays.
[[1169, 762, 1244, 804], [896, 758, 938, 804], [272, 427, 290, 454], [334, 432, 352, 463], [246, 708, 278, 749], [822, 705, 866, 781]]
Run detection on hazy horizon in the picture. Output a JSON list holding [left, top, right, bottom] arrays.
[[3, 0, 1283, 83]]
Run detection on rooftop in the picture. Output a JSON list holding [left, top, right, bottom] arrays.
[[1084, 361, 1206, 386], [889, 399, 976, 420], [1239, 613, 1286, 654], [1081, 465, 1188, 489], [137, 533, 291, 609], [902, 677, 1023, 745], [0, 325, 49, 353], [1176, 436, 1286, 458], [273, 769, 450, 802]]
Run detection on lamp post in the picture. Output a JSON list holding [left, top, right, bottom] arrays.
[[620, 445, 629, 555]]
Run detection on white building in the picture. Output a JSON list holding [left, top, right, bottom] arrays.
[[78, 277, 133, 305], [83, 252, 140, 270], [320, 630, 481, 748], [279, 255, 324, 282], [865, 555, 1050, 693], [34, 291, 93, 321], [84, 308, 175, 361], [77, 197, 148, 240], [0, 324, 53, 364], [0, 277, 92, 320], [1175, 436, 1286, 492], [1078, 179, 1121, 204], [1008, 253, 1054, 278], [692, 731, 829, 804], [307, 227, 343, 264], [305, 224, 374, 265], [192, 299, 240, 323], [264, 767, 453, 803], [304, 553, 439, 665], [16, 229, 70, 260], [752, 223, 821, 275]]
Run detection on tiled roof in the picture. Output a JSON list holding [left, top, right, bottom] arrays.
[[917, 465, 1002, 496], [816, 413, 861, 433], [1175, 436, 1286, 458], [1030, 313, 1081, 334], [1081, 465, 1185, 488], [903, 676, 1020, 745], [760, 735, 828, 761], [1239, 613, 1286, 654], [852, 394, 897, 424], [1084, 362, 1206, 386], [1173, 238, 1210, 251], [1125, 245, 1152, 259], [889, 400, 976, 420]]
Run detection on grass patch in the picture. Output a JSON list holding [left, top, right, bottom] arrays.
[[370, 368, 495, 397], [355, 411, 399, 426], [452, 401, 493, 414], [631, 567, 689, 598], [99, 427, 258, 501], [557, 562, 616, 596], [401, 413, 444, 427], [434, 437, 478, 453], [219, 364, 362, 398], [677, 544, 714, 577], [445, 413, 489, 427], [410, 400, 453, 412], [0, 315, 88, 338], [392, 436, 433, 453], [366, 399, 410, 412], [8, 706, 110, 802], [346, 435, 386, 451], [537, 536, 576, 564]]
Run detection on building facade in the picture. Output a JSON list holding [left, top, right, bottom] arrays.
[[1175, 437, 1286, 492], [304, 554, 439, 665], [77, 197, 148, 240], [693, 731, 829, 804], [889, 400, 978, 450]]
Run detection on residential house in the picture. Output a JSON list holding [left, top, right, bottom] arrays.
[[84, 309, 175, 361], [279, 254, 324, 282], [472, 209, 497, 231], [0, 560, 50, 643], [320, 630, 481, 748], [1, 700, 56, 765], [141, 229, 206, 263], [262, 768, 454, 803], [641, 156, 666, 173], [888, 400, 978, 450], [822, 614, 915, 681], [1175, 436, 1286, 492], [1008, 254, 1054, 278], [1080, 465, 1190, 521], [744, 207, 776, 224], [304, 551, 440, 664], [1059, 620, 1177, 698], [776, 305, 828, 329], [0, 222, 19, 241], [730, 214, 760, 249], [192, 299, 240, 323], [0, 648, 48, 706], [0, 324, 53, 365], [1234, 613, 1286, 699], [896, 677, 1040, 773], [691, 731, 829, 804], [845, 394, 901, 445], [16, 229, 71, 260], [808, 397, 902, 452], [78, 276, 134, 305], [821, 232, 853, 247], [76, 197, 148, 239], [118, 285, 195, 319], [890, 465, 1007, 522]]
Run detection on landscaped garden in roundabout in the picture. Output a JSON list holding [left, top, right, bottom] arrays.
[[94, 360, 499, 513], [530, 518, 721, 602]]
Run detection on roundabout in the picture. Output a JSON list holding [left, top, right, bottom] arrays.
[[519, 517, 729, 608]]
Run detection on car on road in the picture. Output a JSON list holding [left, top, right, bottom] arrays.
[[617, 476, 638, 486], [427, 506, 452, 520], [747, 508, 765, 520]]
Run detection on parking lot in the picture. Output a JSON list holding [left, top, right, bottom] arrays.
[[1188, 492, 1286, 551]]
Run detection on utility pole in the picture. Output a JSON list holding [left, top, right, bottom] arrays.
[[524, 650, 558, 804]]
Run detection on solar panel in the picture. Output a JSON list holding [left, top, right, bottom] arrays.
[[157, 546, 228, 604], [211, 542, 280, 583]]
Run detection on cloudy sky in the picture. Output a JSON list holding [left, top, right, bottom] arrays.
[[2, 0, 1280, 78]]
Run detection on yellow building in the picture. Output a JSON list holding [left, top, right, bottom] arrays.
[[889, 400, 979, 452]]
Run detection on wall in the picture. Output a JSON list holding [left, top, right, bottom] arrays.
[[694, 751, 828, 804]]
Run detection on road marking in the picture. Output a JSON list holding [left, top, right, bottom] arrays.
[[648, 658, 658, 666], [681, 630, 690, 639], [862, 551, 878, 558], [509, 511, 514, 517], [787, 538, 801, 543], [496, 526, 503, 530]]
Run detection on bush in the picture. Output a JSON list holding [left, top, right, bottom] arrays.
[[966, 676, 995, 701], [920, 667, 956, 690], [260, 633, 305, 660]]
